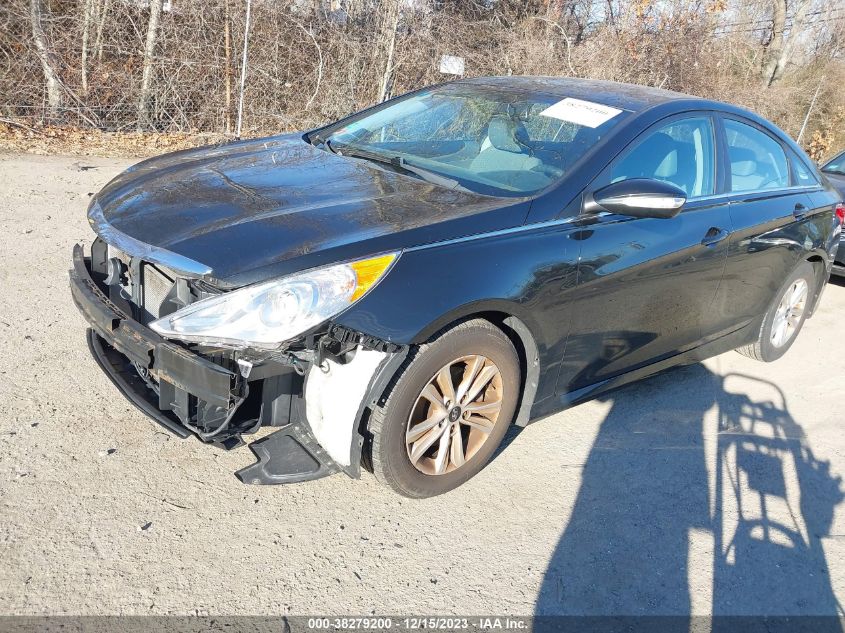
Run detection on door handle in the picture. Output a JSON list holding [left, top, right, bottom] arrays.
[[793, 203, 807, 219], [701, 227, 729, 247]]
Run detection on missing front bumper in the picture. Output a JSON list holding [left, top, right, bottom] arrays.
[[89, 330, 341, 483], [70, 243, 341, 483], [86, 329, 191, 439]]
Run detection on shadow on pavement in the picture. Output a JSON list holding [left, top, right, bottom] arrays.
[[534, 363, 844, 629], [829, 275, 845, 288]]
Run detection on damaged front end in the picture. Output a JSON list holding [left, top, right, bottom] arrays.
[[69, 239, 405, 484]]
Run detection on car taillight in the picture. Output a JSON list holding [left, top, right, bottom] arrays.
[[836, 203, 845, 226]]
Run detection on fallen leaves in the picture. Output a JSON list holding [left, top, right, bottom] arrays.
[[0, 120, 230, 158]]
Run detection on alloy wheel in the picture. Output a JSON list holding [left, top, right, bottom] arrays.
[[770, 278, 808, 348], [405, 355, 504, 476]]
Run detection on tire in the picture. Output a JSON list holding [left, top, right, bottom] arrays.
[[368, 319, 521, 498], [736, 261, 816, 362]]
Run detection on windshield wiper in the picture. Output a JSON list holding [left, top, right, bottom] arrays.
[[398, 157, 471, 192], [823, 168, 845, 176], [309, 132, 338, 154], [329, 143, 470, 192]]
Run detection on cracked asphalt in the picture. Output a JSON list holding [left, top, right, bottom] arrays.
[[1, 152, 844, 616]]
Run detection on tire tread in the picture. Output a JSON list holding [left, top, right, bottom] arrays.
[[735, 261, 815, 363], [367, 318, 517, 497]]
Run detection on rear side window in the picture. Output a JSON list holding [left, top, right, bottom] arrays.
[[610, 117, 716, 198], [725, 120, 789, 192], [789, 150, 819, 186]]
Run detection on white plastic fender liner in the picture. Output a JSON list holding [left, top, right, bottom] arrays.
[[304, 347, 387, 467]]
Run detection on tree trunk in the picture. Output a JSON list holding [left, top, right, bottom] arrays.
[[345, 0, 361, 24], [224, 0, 232, 133], [235, 0, 253, 138], [605, 0, 618, 34], [81, 0, 94, 96], [29, 0, 63, 121], [377, 0, 400, 103], [137, 0, 163, 130], [761, 0, 786, 85], [94, 0, 110, 62], [766, 0, 811, 86]]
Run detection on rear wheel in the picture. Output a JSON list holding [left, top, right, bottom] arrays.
[[368, 319, 520, 498], [737, 261, 815, 362]]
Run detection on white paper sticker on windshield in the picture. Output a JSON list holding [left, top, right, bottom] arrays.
[[540, 98, 622, 128]]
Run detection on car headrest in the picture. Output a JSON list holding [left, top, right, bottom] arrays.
[[635, 132, 680, 177], [731, 148, 758, 177], [486, 115, 528, 153], [654, 149, 678, 178]]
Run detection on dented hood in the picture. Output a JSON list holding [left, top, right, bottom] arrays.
[[90, 134, 523, 285]]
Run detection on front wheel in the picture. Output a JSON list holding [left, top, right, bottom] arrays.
[[737, 261, 816, 362], [367, 319, 521, 498]]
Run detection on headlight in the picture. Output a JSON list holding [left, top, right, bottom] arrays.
[[150, 252, 398, 349]]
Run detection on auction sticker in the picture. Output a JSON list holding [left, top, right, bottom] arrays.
[[540, 97, 622, 128]]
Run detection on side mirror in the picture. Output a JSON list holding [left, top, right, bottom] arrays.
[[586, 178, 687, 219]]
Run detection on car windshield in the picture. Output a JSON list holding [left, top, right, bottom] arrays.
[[314, 84, 628, 197], [822, 151, 845, 175]]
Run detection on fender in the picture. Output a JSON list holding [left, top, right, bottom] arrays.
[[333, 220, 581, 377]]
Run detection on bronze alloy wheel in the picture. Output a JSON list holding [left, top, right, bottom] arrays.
[[405, 354, 504, 475], [368, 318, 520, 497]]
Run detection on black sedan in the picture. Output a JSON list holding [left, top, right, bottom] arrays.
[[69, 77, 843, 497], [820, 149, 845, 275]]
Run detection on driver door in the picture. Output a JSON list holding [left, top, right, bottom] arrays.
[[556, 114, 732, 395]]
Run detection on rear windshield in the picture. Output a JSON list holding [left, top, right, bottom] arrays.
[[317, 84, 629, 197]]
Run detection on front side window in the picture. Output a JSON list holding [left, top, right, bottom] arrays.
[[610, 117, 715, 198], [317, 85, 628, 196], [725, 119, 789, 192]]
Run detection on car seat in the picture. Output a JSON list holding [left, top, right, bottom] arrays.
[[730, 147, 765, 191], [470, 115, 542, 173]]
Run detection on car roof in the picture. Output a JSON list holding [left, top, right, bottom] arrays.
[[455, 76, 704, 113]]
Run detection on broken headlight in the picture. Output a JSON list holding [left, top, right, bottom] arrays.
[[150, 252, 398, 350]]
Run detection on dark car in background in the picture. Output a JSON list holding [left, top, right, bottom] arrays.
[[821, 149, 845, 276], [70, 77, 844, 497]]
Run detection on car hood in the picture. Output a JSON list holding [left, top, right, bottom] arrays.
[[90, 134, 522, 285]]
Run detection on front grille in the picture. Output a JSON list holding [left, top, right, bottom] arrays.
[[99, 238, 216, 326], [141, 263, 175, 323]]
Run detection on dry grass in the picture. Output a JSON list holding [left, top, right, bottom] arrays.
[[0, 120, 228, 157]]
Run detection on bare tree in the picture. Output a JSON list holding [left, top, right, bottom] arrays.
[[29, 0, 63, 120], [2, 0, 843, 160], [137, 0, 163, 130], [235, 0, 253, 138], [94, 0, 110, 61], [81, 0, 94, 95], [224, 0, 233, 133], [376, 0, 401, 102], [762, 0, 811, 86]]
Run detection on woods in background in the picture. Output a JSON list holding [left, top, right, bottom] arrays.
[[1, 0, 843, 159]]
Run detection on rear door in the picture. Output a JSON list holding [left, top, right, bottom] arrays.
[[709, 116, 820, 334], [556, 113, 732, 395]]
